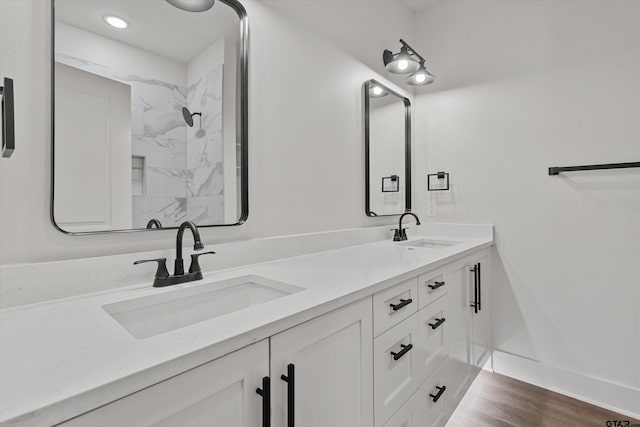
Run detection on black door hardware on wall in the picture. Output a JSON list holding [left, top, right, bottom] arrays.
[[470, 263, 482, 314], [390, 298, 413, 311], [548, 161, 640, 175], [382, 175, 400, 192], [390, 343, 413, 361], [427, 171, 450, 191], [1, 77, 15, 158], [428, 281, 445, 290], [430, 385, 447, 403], [255, 376, 271, 427], [281, 363, 295, 427]]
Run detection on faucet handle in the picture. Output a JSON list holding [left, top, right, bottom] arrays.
[[134, 258, 169, 279], [189, 251, 216, 274]]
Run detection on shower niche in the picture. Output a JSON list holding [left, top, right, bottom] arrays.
[[51, 0, 248, 233]]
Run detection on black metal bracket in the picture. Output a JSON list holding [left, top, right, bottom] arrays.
[[382, 175, 400, 192], [428, 281, 445, 290], [428, 317, 446, 330], [255, 376, 271, 427], [1, 77, 15, 158], [549, 162, 640, 175], [281, 364, 295, 427], [390, 343, 413, 361], [430, 385, 447, 402], [390, 298, 413, 311], [427, 171, 449, 191]]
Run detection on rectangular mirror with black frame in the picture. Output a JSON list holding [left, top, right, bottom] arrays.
[[364, 79, 411, 217], [51, 0, 248, 234]]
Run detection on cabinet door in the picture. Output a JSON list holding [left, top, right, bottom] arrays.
[[443, 261, 472, 409], [374, 313, 420, 427], [469, 252, 490, 369], [61, 340, 268, 427], [270, 298, 374, 427], [416, 294, 448, 383], [382, 388, 426, 427]]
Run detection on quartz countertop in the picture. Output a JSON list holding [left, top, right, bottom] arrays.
[[0, 225, 492, 426]]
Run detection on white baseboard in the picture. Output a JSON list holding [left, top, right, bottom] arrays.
[[492, 350, 640, 420]]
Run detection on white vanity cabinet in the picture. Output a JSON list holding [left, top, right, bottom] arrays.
[[61, 298, 374, 427], [374, 248, 491, 427], [54, 247, 490, 427], [60, 340, 269, 427], [469, 252, 491, 370], [270, 297, 374, 427]]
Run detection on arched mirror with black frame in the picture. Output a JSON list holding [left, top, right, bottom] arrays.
[[51, 0, 248, 235], [364, 79, 411, 217]]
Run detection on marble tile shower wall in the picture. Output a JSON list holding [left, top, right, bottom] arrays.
[[186, 67, 225, 226], [55, 55, 225, 228]]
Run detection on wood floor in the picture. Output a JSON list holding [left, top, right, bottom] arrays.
[[446, 371, 640, 427]]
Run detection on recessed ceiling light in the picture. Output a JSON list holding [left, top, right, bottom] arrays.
[[104, 15, 129, 29]]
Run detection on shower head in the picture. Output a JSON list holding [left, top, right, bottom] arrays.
[[181, 107, 201, 127]]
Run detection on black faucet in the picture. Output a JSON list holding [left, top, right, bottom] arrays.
[[392, 212, 421, 241], [134, 221, 215, 287], [146, 219, 163, 229]]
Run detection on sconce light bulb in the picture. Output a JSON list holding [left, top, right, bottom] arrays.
[[373, 86, 383, 95], [397, 60, 409, 71], [415, 74, 426, 83]]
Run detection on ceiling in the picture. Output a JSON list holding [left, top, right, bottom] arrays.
[[55, 0, 240, 63]]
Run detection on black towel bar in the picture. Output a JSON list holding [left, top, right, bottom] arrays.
[[549, 162, 640, 175]]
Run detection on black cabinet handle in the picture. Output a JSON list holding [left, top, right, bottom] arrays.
[[390, 298, 413, 311], [281, 364, 295, 427], [1, 77, 15, 158], [428, 317, 446, 330], [430, 385, 447, 402], [470, 265, 479, 314], [428, 281, 445, 290], [477, 262, 482, 311], [255, 376, 270, 427], [390, 343, 413, 361]]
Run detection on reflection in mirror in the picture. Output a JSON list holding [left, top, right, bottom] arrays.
[[52, 0, 247, 234], [364, 79, 411, 217]]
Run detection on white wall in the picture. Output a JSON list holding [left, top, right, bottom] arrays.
[[0, 0, 414, 265], [414, 0, 640, 417], [55, 21, 186, 87]]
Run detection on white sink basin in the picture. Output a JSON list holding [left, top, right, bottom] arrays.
[[398, 239, 460, 249], [103, 275, 304, 339]]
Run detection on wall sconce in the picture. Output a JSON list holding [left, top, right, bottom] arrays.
[[427, 171, 449, 191], [383, 39, 435, 86]]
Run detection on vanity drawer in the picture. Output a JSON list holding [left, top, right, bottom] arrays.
[[382, 388, 426, 427], [374, 313, 420, 427], [417, 362, 450, 427], [417, 294, 449, 383], [373, 277, 418, 337], [418, 269, 447, 309]]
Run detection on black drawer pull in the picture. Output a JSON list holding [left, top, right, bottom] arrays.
[[390, 298, 413, 311], [430, 385, 447, 402], [428, 281, 445, 290], [428, 317, 446, 330], [281, 364, 295, 427], [255, 376, 271, 427], [390, 343, 413, 361]]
